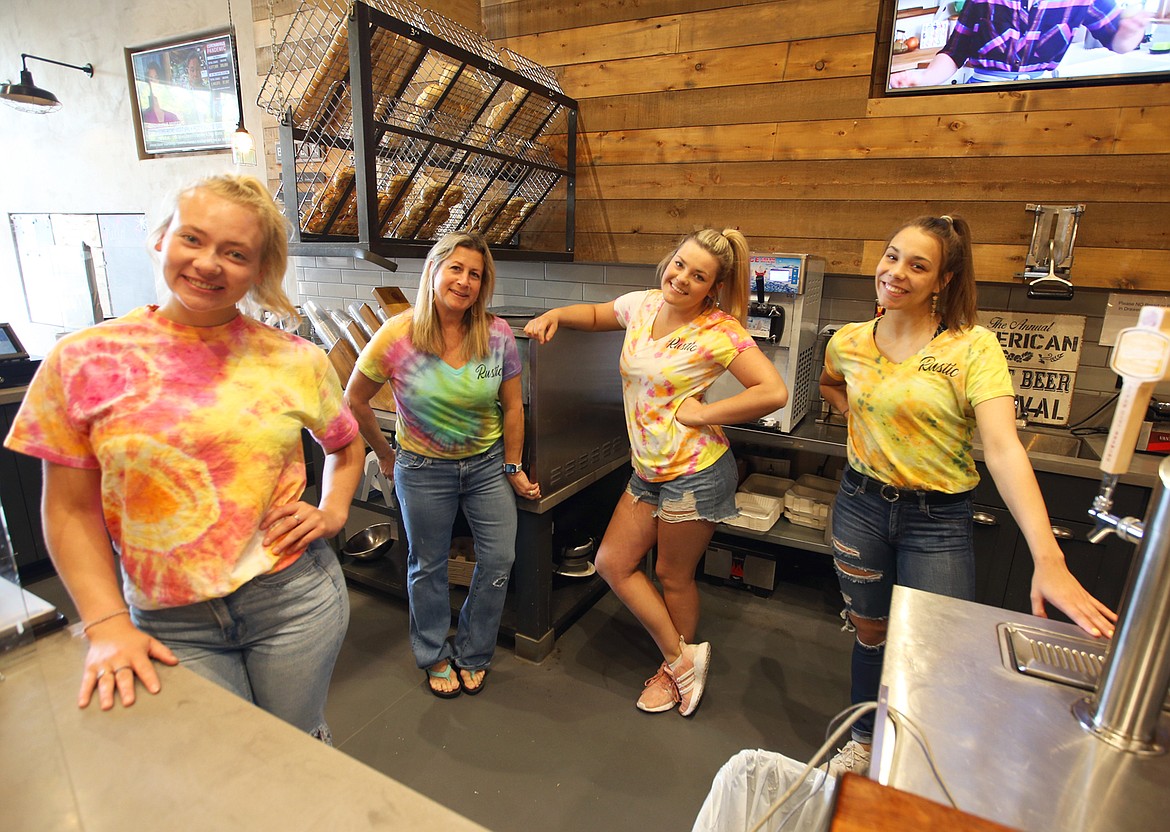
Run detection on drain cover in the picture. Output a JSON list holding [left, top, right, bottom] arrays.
[[998, 622, 1170, 711]]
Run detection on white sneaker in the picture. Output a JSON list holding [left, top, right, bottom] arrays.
[[828, 740, 871, 778], [665, 639, 710, 717]]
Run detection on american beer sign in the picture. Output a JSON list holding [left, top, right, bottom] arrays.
[[977, 312, 1086, 426]]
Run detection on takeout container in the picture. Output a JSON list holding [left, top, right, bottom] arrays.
[[725, 492, 783, 531]]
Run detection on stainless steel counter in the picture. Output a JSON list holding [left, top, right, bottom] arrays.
[[0, 629, 489, 832], [727, 419, 1161, 489], [875, 586, 1170, 831]]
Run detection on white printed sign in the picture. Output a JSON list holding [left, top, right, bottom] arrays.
[[978, 311, 1086, 426], [1100, 293, 1170, 346]]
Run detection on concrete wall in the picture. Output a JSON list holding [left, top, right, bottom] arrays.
[[0, 0, 268, 356]]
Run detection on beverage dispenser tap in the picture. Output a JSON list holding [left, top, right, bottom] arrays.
[[1074, 304, 1170, 754], [1087, 306, 1170, 545]]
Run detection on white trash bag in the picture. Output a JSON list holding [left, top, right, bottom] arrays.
[[692, 749, 837, 832]]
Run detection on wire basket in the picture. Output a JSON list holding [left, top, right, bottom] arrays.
[[262, 0, 573, 249]]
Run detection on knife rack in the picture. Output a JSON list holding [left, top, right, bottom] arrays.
[[259, 0, 577, 261]]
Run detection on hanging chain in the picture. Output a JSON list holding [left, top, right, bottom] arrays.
[[267, 0, 283, 68]]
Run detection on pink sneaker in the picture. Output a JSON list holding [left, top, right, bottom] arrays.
[[636, 663, 680, 713], [665, 639, 710, 717]]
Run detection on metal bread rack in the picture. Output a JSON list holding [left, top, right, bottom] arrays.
[[258, 0, 577, 261]]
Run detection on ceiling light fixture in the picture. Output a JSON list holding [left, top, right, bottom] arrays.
[[0, 53, 94, 114], [227, 0, 257, 165]]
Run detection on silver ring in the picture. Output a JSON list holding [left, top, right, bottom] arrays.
[[96, 669, 108, 679], [113, 665, 131, 674], [293, 514, 301, 523]]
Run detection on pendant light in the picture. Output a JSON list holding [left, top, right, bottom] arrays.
[[1, 54, 93, 114], [227, 0, 257, 165]]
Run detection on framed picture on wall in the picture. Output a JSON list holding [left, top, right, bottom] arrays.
[[125, 29, 240, 158]]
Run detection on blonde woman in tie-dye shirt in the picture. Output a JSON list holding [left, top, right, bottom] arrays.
[[4, 175, 364, 741], [346, 232, 540, 699], [525, 229, 788, 717], [819, 214, 1116, 778]]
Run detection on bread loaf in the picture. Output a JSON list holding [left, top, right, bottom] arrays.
[[304, 166, 356, 233], [295, 27, 406, 135], [440, 184, 464, 207], [293, 23, 349, 128], [419, 206, 451, 238]]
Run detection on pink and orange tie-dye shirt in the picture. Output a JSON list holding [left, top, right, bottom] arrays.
[[613, 290, 757, 482], [824, 319, 1014, 492], [4, 306, 358, 610]]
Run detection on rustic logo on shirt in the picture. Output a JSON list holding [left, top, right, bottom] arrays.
[[918, 356, 959, 377], [666, 337, 697, 352]]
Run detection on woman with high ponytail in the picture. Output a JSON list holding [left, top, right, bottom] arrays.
[[819, 214, 1116, 778], [525, 228, 789, 717]]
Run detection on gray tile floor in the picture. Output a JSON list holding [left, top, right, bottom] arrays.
[[27, 548, 852, 832]]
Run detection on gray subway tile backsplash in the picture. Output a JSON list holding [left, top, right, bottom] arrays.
[[292, 256, 1123, 399]]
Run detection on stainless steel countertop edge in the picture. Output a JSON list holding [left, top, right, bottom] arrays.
[[727, 420, 1161, 489], [373, 408, 630, 514]]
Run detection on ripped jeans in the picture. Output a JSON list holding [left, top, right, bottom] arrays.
[[830, 466, 974, 742], [395, 441, 517, 672]]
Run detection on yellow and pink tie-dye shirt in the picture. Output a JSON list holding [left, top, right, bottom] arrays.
[[4, 306, 358, 610], [613, 290, 758, 482], [824, 319, 1014, 493]]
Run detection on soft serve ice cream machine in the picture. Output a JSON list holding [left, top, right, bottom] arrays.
[[705, 252, 824, 432]]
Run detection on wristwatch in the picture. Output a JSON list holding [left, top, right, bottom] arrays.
[[503, 462, 522, 475]]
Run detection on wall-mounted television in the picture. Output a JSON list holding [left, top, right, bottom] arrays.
[[882, 0, 1170, 94], [125, 29, 240, 158]]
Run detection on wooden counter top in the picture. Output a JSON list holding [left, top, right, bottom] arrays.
[[830, 773, 1019, 831]]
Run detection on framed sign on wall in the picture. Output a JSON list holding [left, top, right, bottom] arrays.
[[125, 29, 240, 158]]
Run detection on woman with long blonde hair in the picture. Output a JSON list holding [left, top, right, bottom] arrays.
[[346, 231, 541, 698]]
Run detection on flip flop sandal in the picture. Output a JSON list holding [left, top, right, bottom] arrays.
[[458, 667, 489, 696], [425, 663, 461, 699]]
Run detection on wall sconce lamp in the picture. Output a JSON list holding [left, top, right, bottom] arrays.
[[1, 53, 94, 114]]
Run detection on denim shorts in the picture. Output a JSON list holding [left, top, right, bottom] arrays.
[[626, 450, 739, 524], [831, 465, 975, 621]]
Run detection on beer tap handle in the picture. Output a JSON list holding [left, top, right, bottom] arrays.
[[1089, 306, 1170, 543], [1102, 307, 1170, 477]]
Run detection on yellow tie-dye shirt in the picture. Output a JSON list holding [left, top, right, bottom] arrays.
[[613, 290, 758, 482], [4, 306, 358, 610], [823, 319, 1013, 493]]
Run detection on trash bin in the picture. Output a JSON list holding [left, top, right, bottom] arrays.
[[692, 749, 837, 832]]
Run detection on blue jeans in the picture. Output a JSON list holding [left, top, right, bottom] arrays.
[[831, 466, 974, 742], [131, 539, 350, 742], [394, 440, 517, 672]]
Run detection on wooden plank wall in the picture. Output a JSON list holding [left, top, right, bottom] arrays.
[[482, 0, 1170, 290]]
